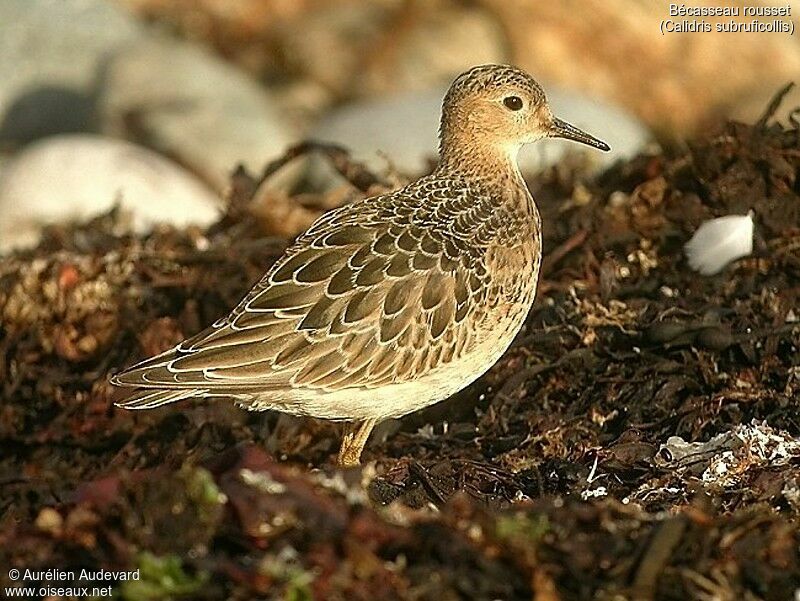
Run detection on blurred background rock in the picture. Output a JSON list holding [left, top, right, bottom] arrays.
[[118, 0, 800, 133], [0, 0, 798, 250]]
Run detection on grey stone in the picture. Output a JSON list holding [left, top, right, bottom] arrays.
[[100, 36, 297, 191], [0, 0, 298, 192], [0, 0, 141, 145]]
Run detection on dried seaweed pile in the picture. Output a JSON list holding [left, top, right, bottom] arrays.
[[372, 104, 800, 512], [1, 105, 799, 599]]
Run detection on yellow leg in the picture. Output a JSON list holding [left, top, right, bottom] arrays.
[[338, 422, 356, 464], [337, 418, 377, 466]]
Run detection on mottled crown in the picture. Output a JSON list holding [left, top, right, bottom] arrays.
[[443, 64, 546, 111]]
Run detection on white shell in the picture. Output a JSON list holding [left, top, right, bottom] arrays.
[[684, 213, 754, 275]]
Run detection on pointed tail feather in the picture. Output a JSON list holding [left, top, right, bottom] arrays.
[[114, 388, 208, 410]]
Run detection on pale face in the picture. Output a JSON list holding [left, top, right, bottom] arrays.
[[457, 83, 556, 150]]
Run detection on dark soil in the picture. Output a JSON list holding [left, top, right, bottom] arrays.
[[1, 97, 799, 600]]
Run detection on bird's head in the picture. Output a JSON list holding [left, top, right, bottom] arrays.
[[439, 64, 609, 166]]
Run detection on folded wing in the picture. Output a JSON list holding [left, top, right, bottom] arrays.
[[111, 191, 490, 407]]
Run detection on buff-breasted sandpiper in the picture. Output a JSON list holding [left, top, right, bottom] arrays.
[[111, 64, 609, 466]]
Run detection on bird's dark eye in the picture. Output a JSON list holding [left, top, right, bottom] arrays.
[[503, 96, 523, 111]]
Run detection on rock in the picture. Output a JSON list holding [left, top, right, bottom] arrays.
[[118, 0, 310, 79], [731, 84, 800, 128], [0, 0, 142, 146], [310, 88, 441, 178], [100, 36, 297, 191], [276, 3, 394, 97], [356, 3, 508, 96], [276, 1, 507, 98], [121, 0, 507, 99], [265, 0, 800, 135], [0, 135, 221, 252], [310, 85, 650, 178], [0, 0, 298, 192]]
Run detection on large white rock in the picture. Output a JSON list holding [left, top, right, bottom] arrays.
[[0, 135, 221, 252], [310, 85, 651, 178], [100, 37, 297, 191]]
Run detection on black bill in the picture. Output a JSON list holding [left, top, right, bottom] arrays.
[[548, 117, 610, 151]]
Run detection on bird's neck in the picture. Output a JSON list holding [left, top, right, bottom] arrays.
[[438, 136, 519, 173], [436, 144, 534, 214]]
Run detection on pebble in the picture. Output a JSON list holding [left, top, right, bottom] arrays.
[[35, 507, 63, 535]]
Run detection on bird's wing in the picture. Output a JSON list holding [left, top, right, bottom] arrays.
[[111, 188, 491, 395]]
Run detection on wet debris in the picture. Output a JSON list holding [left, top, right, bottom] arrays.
[[1, 95, 800, 598]]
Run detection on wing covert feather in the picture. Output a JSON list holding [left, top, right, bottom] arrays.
[[112, 178, 500, 395]]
